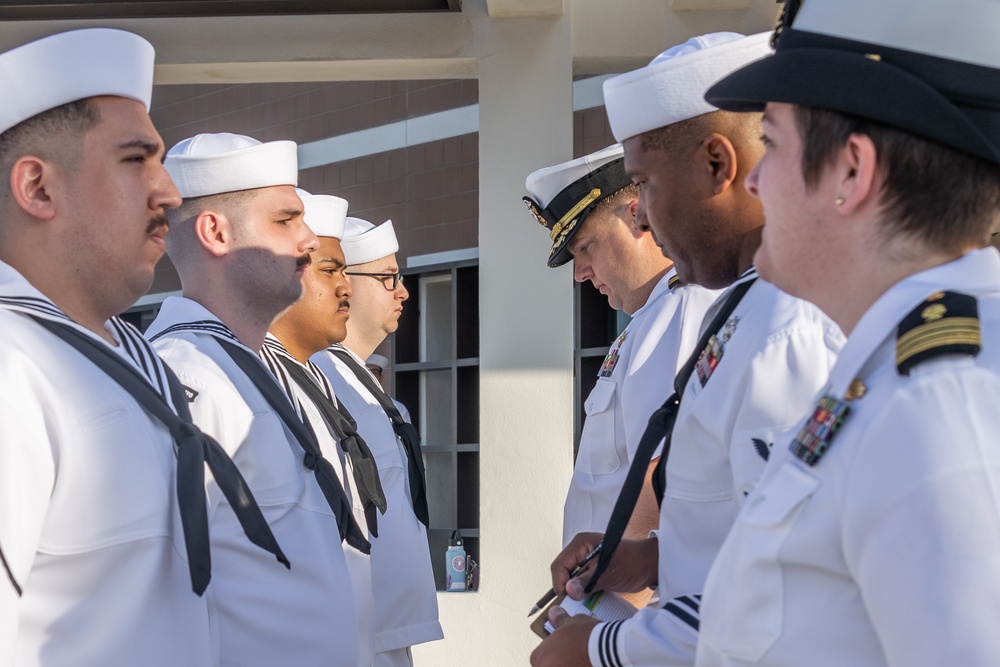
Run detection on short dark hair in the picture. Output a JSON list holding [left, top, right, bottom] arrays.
[[165, 189, 259, 228], [0, 99, 101, 186], [794, 105, 1000, 253], [593, 183, 638, 216], [640, 113, 714, 157], [164, 188, 260, 271], [639, 110, 761, 159]]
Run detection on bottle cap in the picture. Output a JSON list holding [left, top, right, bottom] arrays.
[[449, 529, 463, 547]]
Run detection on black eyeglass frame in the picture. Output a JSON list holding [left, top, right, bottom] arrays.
[[344, 271, 404, 291]]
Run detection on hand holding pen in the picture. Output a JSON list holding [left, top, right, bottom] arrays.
[[528, 542, 603, 616]]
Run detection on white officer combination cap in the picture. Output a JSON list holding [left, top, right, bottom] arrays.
[[164, 132, 298, 199], [0, 28, 155, 136], [297, 188, 349, 240], [603, 31, 772, 143], [523, 144, 631, 268], [341, 217, 399, 266], [366, 353, 389, 372]]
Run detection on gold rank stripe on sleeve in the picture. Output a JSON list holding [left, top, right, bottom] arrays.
[[896, 291, 981, 375], [896, 318, 981, 367]]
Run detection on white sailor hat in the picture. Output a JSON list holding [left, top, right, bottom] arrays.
[[298, 189, 349, 240], [523, 144, 631, 268], [603, 32, 772, 143], [342, 217, 399, 265], [366, 354, 389, 372], [0, 28, 155, 136], [706, 0, 1000, 165], [164, 132, 298, 198]]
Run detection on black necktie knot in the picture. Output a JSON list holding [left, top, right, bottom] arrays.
[[172, 420, 200, 444]]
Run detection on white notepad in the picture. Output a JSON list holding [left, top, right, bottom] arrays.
[[543, 590, 638, 634]]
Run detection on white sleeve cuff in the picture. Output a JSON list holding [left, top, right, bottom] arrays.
[[586, 595, 703, 667], [588, 620, 629, 667]]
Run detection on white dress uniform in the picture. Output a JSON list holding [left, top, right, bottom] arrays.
[[314, 345, 444, 666], [564, 270, 719, 545], [265, 335, 377, 667], [588, 270, 846, 666], [146, 297, 366, 667], [0, 262, 214, 667], [697, 248, 1000, 667]]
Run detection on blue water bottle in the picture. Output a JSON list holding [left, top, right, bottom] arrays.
[[446, 530, 466, 592]]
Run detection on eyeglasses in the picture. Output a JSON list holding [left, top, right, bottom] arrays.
[[345, 271, 404, 291]]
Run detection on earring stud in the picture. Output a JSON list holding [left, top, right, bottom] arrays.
[[835, 196, 846, 206]]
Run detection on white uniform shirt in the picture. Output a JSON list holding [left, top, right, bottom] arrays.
[[314, 346, 444, 654], [697, 248, 1000, 667], [0, 263, 213, 667], [589, 271, 845, 666], [147, 297, 365, 667], [564, 271, 719, 545]]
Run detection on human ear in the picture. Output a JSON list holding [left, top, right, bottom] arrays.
[[9, 156, 57, 221], [703, 134, 740, 195], [194, 210, 233, 257], [623, 199, 645, 239], [833, 133, 879, 214]]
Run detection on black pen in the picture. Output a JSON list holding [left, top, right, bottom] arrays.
[[528, 542, 603, 616]]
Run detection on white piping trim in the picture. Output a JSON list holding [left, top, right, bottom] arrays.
[[298, 75, 613, 170], [407, 247, 479, 269]]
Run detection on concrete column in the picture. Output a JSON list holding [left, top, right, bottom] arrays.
[[412, 3, 576, 665]]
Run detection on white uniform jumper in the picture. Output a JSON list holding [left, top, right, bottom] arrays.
[[698, 248, 1000, 667], [147, 297, 365, 667], [0, 262, 213, 667], [564, 271, 719, 545], [589, 270, 846, 666], [314, 345, 444, 666], [262, 335, 377, 667]]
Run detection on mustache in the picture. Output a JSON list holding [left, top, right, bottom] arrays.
[[146, 213, 169, 235], [296, 254, 312, 270], [338, 300, 350, 311]]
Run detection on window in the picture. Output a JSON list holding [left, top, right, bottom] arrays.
[[392, 258, 479, 590]]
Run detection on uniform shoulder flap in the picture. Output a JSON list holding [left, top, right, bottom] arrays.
[[896, 291, 981, 375]]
